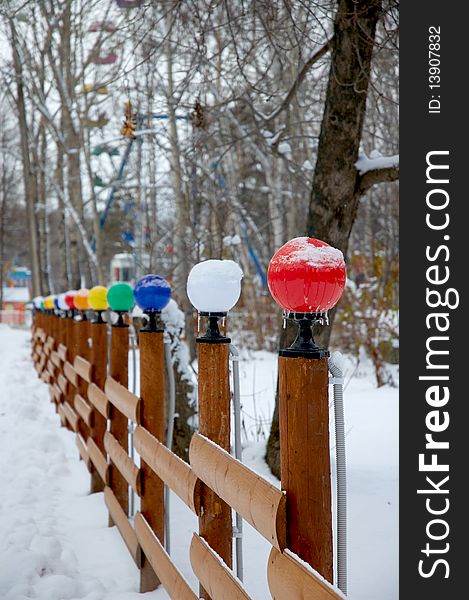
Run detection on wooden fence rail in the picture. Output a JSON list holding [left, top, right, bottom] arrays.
[[31, 314, 346, 600]]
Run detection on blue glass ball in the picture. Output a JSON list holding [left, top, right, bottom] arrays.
[[53, 296, 60, 310], [134, 274, 171, 312]]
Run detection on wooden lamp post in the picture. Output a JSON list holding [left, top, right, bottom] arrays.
[[187, 259, 244, 600], [88, 285, 109, 493], [106, 282, 135, 519], [267, 237, 346, 584], [73, 289, 92, 442], [133, 274, 171, 593]]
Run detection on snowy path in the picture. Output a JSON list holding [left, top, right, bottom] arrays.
[[0, 326, 398, 599]]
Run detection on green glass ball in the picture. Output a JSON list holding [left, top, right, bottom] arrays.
[[107, 282, 134, 312]]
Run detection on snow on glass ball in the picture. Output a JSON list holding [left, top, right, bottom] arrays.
[[88, 286, 109, 311], [134, 275, 171, 312], [187, 259, 243, 313], [267, 237, 346, 313], [107, 282, 134, 312]]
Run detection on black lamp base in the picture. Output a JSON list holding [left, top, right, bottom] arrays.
[[112, 311, 129, 328], [279, 312, 329, 359], [196, 312, 231, 344], [141, 310, 164, 332]]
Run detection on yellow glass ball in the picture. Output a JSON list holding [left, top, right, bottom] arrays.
[[44, 295, 53, 309], [88, 285, 109, 311], [74, 288, 90, 311]]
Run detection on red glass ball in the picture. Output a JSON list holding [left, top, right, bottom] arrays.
[[65, 290, 77, 310], [267, 237, 346, 313]]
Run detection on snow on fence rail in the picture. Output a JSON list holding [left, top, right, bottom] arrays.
[[31, 310, 345, 600]]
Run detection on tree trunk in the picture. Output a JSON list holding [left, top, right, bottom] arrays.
[[165, 11, 195, 360], [267, 0, 382, 477], [10, 21, 42, 296], [307, 0, 382, 253]]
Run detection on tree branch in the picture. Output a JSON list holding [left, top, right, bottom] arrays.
[[357, 165, 399, 195], [258, 37, 335, 122]]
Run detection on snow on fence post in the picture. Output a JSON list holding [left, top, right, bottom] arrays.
[[187, 259, 244, 600], [134, 275, 170, 593], [267, 238, 347, 584], [88, 287, 109, 494], [107, 283, 134, 522]]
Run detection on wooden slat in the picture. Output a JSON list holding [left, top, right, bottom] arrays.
[[104, 431, 140, 495], [64, 361, 78, 387], [190, 533, 251, 600], [135, 512, 197, 600], [76, 433, 90, 468], [47, 360, 57, 379], [135, 426, 201, 515], [74, 355, 93, 383], [50, 350, 62, 368], [87, 383, 110, 418], [57, 404, 66, 427], [53, 383, 63, 403], [62, 401, 79, 431], [267, 548, 345, 600], [57, 374, 69, 395], [105, 376, 140, 422], [41, 370, 50, 384], [190, 433, 286, 550], [58, 343, 67, 362], [87, 438, 108, 484], [74, 394, 93, 427], [104, 486, 141, 567]]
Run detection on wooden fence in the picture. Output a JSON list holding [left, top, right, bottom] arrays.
[[31, 310, 345, 600]]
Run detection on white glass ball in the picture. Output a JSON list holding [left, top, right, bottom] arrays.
[[57, 293, 68, 311], [187, 259, 243, 313]]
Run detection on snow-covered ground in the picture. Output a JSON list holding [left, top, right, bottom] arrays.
[[0, 325, 398, 600]]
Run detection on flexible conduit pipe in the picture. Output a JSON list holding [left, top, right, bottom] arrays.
[[164, 341, 176, 555], [128, 325, 138, 518], [329, 351, 347, 595], [229, 343, 244, 582]]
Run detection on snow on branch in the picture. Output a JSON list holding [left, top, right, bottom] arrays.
[[355, 153, 399, 175], [355, 152, 399, 194]]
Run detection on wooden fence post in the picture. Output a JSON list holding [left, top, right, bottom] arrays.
[[197, 317, 233, 600], [268, 237, 346, 585], [63, 311, 75, 430], [76, 311, 92, 450], [278, 354, 333, 582], [89, 313, 108, 493], [139, 324, 165, 592], [108, 319, 129, 520]]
